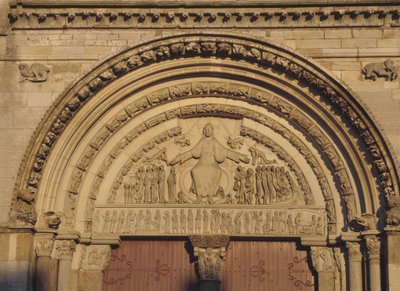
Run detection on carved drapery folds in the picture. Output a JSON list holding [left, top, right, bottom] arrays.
[[189, 235, 230, 282], [10, 34, 398, 248]]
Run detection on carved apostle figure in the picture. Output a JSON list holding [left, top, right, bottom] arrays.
[[170, 123, 249, 202]]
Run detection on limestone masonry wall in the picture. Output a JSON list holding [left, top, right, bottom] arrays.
[[1, 3, 399, 226]]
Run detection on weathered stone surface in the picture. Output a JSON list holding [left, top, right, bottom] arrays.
[[0, 1, 399, 290]]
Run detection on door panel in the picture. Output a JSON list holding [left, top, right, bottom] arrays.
[[222, 241, 314, 291], [103, 240, 314, 291]]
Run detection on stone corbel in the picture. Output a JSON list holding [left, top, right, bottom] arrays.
[[189, 235, 230, 291]]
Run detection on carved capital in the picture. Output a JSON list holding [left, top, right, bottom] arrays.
[[345, 242, 362, 261], [55, 240, 76, 260], [365, 237, 380, 259], [34, 236, 54, 257], [82, 245, 111, 271], [310, 247, 334, 272], [190, 235, 230, 281]]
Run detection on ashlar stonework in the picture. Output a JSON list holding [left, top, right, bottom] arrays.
[[0, 1, 400, 291]]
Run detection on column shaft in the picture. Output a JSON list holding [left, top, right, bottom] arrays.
[[57, 259, 72, 291], [35, 256, 51, 291]]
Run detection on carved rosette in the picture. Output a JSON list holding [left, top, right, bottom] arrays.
[[310, 247, 334, 272], [345, 242, 362, 262], [55, 240, 76, 261], [365, 237, 380, 261], [190, 235, 230, 281], [34, 236, 54, 257], [82, 245, 111, 271]]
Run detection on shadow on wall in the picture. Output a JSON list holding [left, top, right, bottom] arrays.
[[0, 261, 31, 291]]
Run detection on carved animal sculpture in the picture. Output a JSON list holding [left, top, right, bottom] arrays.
[[16, 188, 34, 203], [387, 196, 400, 226], [355, 213, 376, 230], [362, 59, 398, 81], [18, 63, 50, 82], [44, 211, 62, 229]]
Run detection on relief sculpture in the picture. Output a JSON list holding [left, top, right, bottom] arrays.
[[170, 123, 250, 203], [105, 118, 311, 217], [93, 207, 325, 237]]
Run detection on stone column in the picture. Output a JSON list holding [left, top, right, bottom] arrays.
[[34, 234, 54, 291], [79, 245, 111, 291], [386, 229, 400, 291], [189, 235, 230, 291], [365, 236, 381, 291], [55, 240, 76, 291], [345, 241, 363, 291], [310, 247, 335, 291]]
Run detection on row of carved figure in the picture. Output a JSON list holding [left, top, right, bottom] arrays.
[[93, 208, 325, 236], [110, 165, 176, 204], [15, 59, 398, 84], [112, 163, 299, 205], [233, 165, 296, 205]]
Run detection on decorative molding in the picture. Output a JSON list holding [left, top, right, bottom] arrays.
[[8, 5, 400, 30], [10, 34, 398, 233]]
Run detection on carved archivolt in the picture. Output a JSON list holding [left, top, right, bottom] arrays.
[[10, 34, 398, 233], [75, 87, 349, 234]]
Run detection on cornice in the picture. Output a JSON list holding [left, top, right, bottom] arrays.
[[8, 3, 400, 29], [9, 1, 400, 8]]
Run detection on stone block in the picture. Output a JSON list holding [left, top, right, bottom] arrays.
[[52, 46, 85, 56], [352, 29, 382, 39], [268, 29, 324, 39], [16, 233, 33, 261], [297, 39, 341, 49], [331, 62, 362, 71], [325, 29, 352, 39], [341, 39, 377, 48], [12, 46, 52, 56], [378, 39, 400, 48], [0, 233, 10, 261], [383, 29, 400, 39]]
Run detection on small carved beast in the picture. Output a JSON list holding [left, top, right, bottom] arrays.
[[362, 59, 398, 81]]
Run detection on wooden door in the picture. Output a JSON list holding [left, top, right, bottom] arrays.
[[102, 240, 315, 291]]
